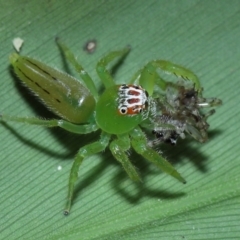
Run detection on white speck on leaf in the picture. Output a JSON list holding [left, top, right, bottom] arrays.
[[12, 37, 24, 52]]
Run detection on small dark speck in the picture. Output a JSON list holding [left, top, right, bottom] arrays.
[[83, 39, 97, 54]]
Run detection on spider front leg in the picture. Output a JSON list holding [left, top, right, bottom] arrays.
[[131, 60, 201, 96], [130, 126, 186, 184], [96, 47, 131, 88], [64, 131, 110, 215], [58, 43, 131, 91], [56, 40, 99, 100]]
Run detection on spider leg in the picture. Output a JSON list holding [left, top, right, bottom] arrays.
[[129, 68, 142, 84], [0, 115, 98, 134], [131, 60, 201, 96], [130, 126, 186, 184], [96, 47, 130, 88], [64, 131, 110, 215], [109, 134, 141, 182], [130, 64, 168, 95], [198, 97, 222, 108], [150, 60, 201, 92], [56, 40, 99, 99], [185, 124, 207, 143]]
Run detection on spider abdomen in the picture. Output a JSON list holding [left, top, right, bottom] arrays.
[[10, 53, 96, 124]]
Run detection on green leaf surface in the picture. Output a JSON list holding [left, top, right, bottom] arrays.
[[0, 1, 239, 239]]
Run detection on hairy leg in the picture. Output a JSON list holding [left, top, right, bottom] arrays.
[[130, 60, 201, 96], [0, 115, 98, 134], [64, 131, 110, 215], [56, 40, 99, 99], [109, 134, 140, 182], [96, 47, 130, 88], [130, 126, 186, 184]]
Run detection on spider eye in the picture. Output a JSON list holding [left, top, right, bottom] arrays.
[[120, 106, 128, 114]]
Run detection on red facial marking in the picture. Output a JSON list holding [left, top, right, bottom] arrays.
[[118, 84, 148, 115]]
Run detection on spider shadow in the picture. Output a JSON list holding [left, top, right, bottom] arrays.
[[110, 153, 186, 205], [58, 127, 222, 207], [166, 129, 223, 173], [109, 130, 222, 204], [71, 154, 113, 205]]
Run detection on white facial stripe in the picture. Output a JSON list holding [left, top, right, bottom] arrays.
[[118, 85, 148, 115]]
